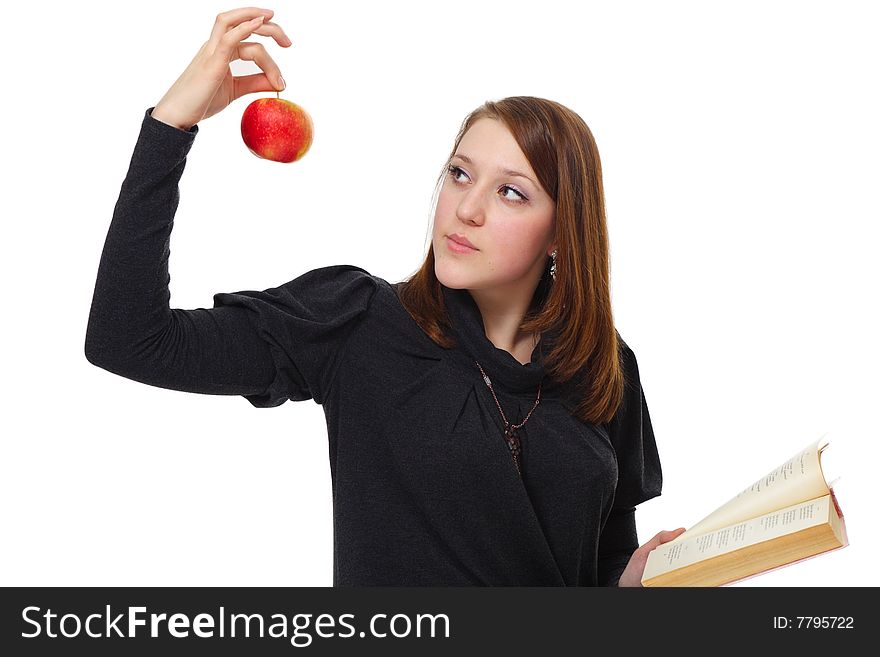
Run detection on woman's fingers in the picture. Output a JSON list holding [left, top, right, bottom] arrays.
[[253, 20, 292, 47], [634, 527, 686, 556], [232, 72, 278, 99], [219, 15, 270, 58], [209, 7, 274, 46], [655, 528, 686, 545], [152, 7, 292, 129], [205, 8, 290, 92], [236, 41, 285, 91]]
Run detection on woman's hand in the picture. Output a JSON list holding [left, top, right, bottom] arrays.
[[617, 527, 687, 587], [151, 7, 292, 131]]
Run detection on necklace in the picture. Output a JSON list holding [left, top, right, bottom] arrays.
[[475, 360, 542, 477]]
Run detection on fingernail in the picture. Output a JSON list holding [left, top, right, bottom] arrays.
[[278, 76, 286, 90], [253, 15, 264, 23]]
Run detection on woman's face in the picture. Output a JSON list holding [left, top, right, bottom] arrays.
[[432, 118, 556, 293]]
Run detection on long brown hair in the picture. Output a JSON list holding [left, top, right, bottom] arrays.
[[395, 96, 624, 426]]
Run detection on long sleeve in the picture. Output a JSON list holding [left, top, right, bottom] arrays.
[[85, 107, 379, 407]]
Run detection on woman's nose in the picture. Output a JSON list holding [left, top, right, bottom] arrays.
[[456, 188, 488, 224]]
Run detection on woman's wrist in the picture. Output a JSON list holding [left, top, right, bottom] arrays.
[[150, 104, 193, 132]]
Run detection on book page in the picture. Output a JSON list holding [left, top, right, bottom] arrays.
[[642, 494, 833, 582], [667, 435, 832, 545]]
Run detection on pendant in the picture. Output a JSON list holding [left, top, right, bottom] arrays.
[[504, 426, 522, 475]]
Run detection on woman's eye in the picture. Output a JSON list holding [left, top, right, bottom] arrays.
[[501, 186, 526, 202], [446, 164, 527, 203], [447, 164, 466, 182]]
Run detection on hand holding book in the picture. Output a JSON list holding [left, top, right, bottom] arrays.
[[618, 527, 687, 587], [641, 434, 848, 587]]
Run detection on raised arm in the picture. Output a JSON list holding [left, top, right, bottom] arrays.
[[84, 108, 278, 397], [85, 8, 292, 398]]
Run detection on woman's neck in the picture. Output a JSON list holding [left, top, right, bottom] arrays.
[[468, 284, 541, 363]]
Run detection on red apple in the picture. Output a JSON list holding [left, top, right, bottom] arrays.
[[240, 97, 313, 163]]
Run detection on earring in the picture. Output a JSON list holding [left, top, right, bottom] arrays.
[[549, 249, 558, 281]]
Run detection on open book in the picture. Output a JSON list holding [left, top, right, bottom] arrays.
[[641, 434, 848, 587]]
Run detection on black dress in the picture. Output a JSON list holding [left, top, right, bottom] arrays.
[[85, 107, 663, 586]]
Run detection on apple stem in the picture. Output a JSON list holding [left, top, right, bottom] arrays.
[[276, 91, 280, 99]]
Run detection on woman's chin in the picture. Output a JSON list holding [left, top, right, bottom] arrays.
[[435, 265, 477, 291]]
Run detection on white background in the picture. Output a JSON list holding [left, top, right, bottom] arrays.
[[1, 0, 877, 586]]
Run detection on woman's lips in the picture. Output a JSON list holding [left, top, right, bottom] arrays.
[[446, 235, 478, 254]]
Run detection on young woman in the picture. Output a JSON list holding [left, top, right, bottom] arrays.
[[85, 7, 685, 586]]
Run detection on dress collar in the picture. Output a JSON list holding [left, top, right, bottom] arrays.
[[440, 281, 564, 395]]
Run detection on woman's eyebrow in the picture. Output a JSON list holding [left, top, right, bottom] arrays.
[[451, 153, 535, 185]]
